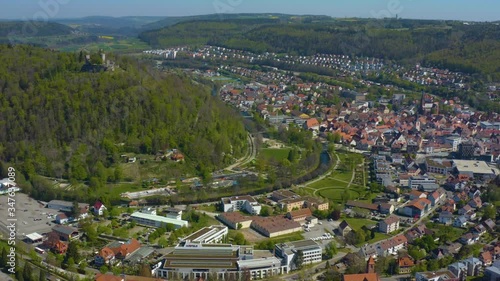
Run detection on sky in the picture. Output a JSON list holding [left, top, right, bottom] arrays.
[[0, 0, 499, 22]]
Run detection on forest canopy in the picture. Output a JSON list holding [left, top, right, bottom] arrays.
[[0, 45, 247, 185]]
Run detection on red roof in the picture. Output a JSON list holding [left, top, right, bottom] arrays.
[[94, 201, 104, 209]]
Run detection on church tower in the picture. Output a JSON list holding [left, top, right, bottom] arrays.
[[367, 256, 376, 273]]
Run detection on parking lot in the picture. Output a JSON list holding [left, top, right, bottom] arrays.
[[302, 219, 342, 248], [0, 193, 55, 238]]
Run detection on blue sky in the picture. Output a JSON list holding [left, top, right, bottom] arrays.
[[1, 0, 498, 21]]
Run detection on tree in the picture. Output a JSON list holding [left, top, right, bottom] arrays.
[[71, 201, 80, 218], [99, 265, 108, 273], [0, 247, 7, 268], [139, 263, 152, 277], [38, 270, 46, 281], [483, 205, 496, 220], [260, 206, 271, 217], [295, 250, 304, 270], [66, 241, 79, 264], [23, 263, 32, 281], [324, 241, 338, 259], [330, 209, 341, 220], [237, 223, 243, 230], [114, 166, 123, 183]]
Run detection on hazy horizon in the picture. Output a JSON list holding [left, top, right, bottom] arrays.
[[0, 0, 498, 22]]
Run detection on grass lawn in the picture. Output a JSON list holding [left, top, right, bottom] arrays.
[[344, 218, 377, 231], [365, 233, 391, 245], [308, 178, 349, 189], [260, 148, 291, 161], [319, 189, 361, 201], [195, 204, 220, 213], [96, 182, 139, 198]]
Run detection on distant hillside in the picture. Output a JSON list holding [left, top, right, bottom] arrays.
[[0, 21, 73, 41], [140, 18, 500, 80], [142, 13, 327, 30], [54, 16, 165, 36]]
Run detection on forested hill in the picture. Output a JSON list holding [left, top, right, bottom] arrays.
[[140, 18, 500, 80], [0, 45, 247, 188], [0, 21, 74, 40]]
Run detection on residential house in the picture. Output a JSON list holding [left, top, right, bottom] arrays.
[[338, 220, 353, 237], [55, 213, 69, 224], [459, 233, 479, 245], [95, 239, 141, 266], [379, 216, 400, 234], [398, 256, 415, 274], [481, 251, 493, 267], [485, 261, 500, 281], [378, 234, 407, 256], [483, 219, 496, 231], [415, 270, 458, 281], [400, 198, 431, 218], [93, 201, 107, 216], [52, 225, 79, 241], [468, 197, 482, 209], [472, 224, 487, 236], [439, 211, 454, 225], [453, 216, 468, 228], [427, 188, 446, 206], [379, 203, 395, 214]]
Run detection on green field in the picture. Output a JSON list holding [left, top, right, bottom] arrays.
[[344, 218, 377, 231], [260, 148, 291, 161], [319, 188, 361, 201]]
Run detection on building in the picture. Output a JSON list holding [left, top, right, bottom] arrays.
[[425, 159, 453, 175], [275, 240, 322, 272], [398, 256, 415, 274], [438, 211, 454, 225], [458, 142, 475, 159], [251, 216, 302, 238], [338, 220, 353, 237], [0, 178, 20, 194], [25, 232, 44, 244], [302, 196, 329, 211], [342, 273, 380, 281], [95, 273, 167, 281], [157, 243, 285, 280], [55, 213, 69, 224], [217, 212, 254, 229], [286, 208, 313, 224], [379, 216, 400, 234], [409, 176, 439, 191], [485, 260, 500, 281], [95, 239, 141, 266], [400, 198, 431, 218], [52, 225, 80, 241], [427, 188, 446, 206], [221, 195, 262, 215], [271, 190, 298, 202], [453, 160, 499, 179], [415, 270, 458, 281], [280, 198, 305, 212], [130, 211, 188, 229], [378, 234, 407, 256], [47, 200, 89, 213], [181, 225, 228, 244], [93, 201, 107, 216]]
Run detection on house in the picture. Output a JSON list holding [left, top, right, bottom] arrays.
[[52, 225, 79, 241], [427, 188, 446, 206], [453, 216, 468, 228], [485, 260, 500, 281], [221, 195, 262, 215], [484, 219, 496, 231], [472, 224, 487, 236], [342, 273, 380, 281], [379, 203, 395, 214], [286, 208, 313, 224], [459, 233, 479, 245], [338, 220, 353, 237], [468, 197, 482, 209], [378, 234, 407, 256], [379, 216, 400, 234], [438, 211, 454, 225], [43, 232, 68, 254], [95, 239, 141, 266], [400, 198, 431, 218], [398, 256, 415, 274], [93, 201, 107, 216], [481, 251, 493, 267], [458, 205, 473, 215], [55, 213, 69, 224], [409, 190, 426, 200]]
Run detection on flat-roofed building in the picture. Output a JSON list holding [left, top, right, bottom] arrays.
[[409, 176, 438, 191], [221, 195, 261, 215], [47, 200, 89, 213], [157, 243, 285, 280], [182, 225, 228, 244], [275, 239, 322, 272], [415, 270, 458, 281], [130, 211, 188, 229], [251, 216, 302, 238], [453, 160, 499, 179]]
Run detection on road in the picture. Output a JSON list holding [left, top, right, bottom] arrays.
[[226, 133, 256, 171]]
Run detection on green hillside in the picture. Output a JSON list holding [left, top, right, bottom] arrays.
[[0, 21, 73, 39], [140, 18, 500, 79], [0, 45, 247, 200]]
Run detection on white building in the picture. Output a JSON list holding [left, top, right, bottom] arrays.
[[182, 225, 228, 244], [131, 209, 188, 229], [0, 178, 19, 194], [221, 195, 262, 215], [275, 240, 322, 272], [409, 176, 438, 191]]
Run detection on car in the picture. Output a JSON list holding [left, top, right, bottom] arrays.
[[318, 222, 323, 225]]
